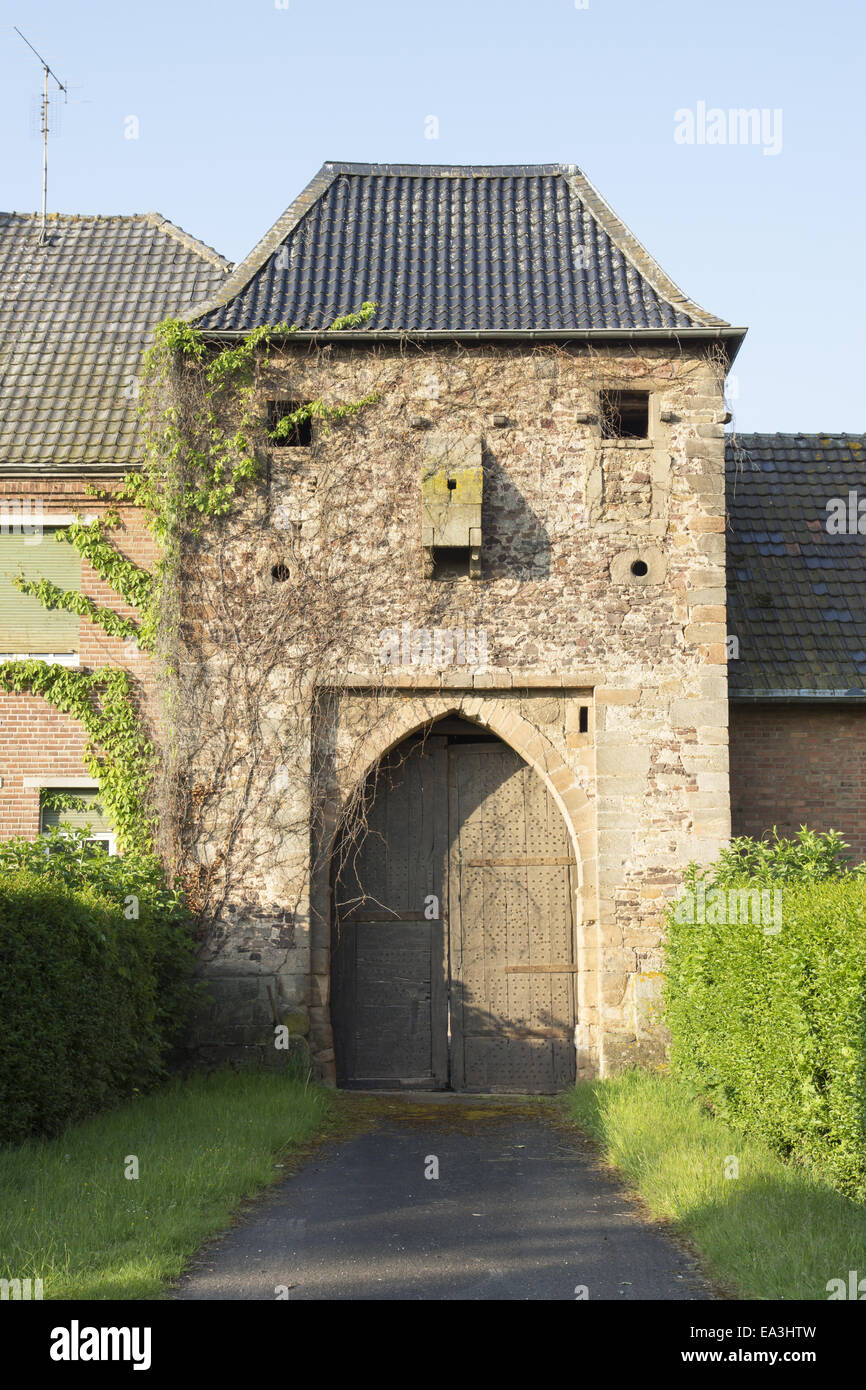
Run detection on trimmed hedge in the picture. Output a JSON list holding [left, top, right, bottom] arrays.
[[664, 875, 866, 1196], [0, 833, 198, 1146]]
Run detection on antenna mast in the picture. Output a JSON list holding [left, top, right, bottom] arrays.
[[15, 27, 67, 245]]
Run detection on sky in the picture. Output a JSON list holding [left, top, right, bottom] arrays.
[[2, 0, 864, 433]]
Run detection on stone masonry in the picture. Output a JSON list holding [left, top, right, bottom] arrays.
[[182, 339, 730, 1080]]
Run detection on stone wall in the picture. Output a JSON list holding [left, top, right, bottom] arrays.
[[150, 340, 733, 1077]]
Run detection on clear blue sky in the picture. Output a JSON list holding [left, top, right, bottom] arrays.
[[2, 0, 864, 433]]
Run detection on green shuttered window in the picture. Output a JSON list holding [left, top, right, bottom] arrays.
[[0, 530, 81, 654], [41, 789, 115, 853]]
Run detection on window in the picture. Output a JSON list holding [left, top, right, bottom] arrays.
[[267, 400, 312, 447], [0, 526, 81, 656], [431, 547, 472, 580], [600, 390, 650, 440], [40, 788, 116, 855]]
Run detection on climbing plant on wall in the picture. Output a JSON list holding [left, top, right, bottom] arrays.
[[1, 323, 728, 932], [0, 302, 380, 860]]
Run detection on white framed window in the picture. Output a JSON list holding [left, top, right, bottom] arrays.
[[39, 785, 117, 855]]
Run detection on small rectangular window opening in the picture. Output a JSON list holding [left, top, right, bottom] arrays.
[[600, 390, 649, 440], [267, 400, 312, 447], [432, 547, 471, 580], [579, 706, 589, 733]]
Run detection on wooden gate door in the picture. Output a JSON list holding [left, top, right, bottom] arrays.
[[448, 741, 577, 1092], [331, 728, 576, 1092], [331, 735, 449, 1089]]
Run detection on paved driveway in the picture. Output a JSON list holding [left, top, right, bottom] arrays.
[[172, 1094, 712, 1301]]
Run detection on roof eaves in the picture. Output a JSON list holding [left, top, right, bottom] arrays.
[[0, 462, 141, 477], [730, 689, 866, 701], [196, 326, 748, 347]]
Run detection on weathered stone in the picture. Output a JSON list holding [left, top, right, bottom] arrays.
[[280, 1009, 310, 1035], [166, 342, 731, 1081]]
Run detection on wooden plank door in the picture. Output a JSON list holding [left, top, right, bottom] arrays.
[[448, 741, 576, 1093], [331, 735, 449, 1088]]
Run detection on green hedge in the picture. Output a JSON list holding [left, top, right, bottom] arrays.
[[664, 875, 866, 1196], [0, 832, 199, 1146]]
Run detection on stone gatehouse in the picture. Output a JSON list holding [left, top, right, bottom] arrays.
[[176, 163, 739, 1089], [10, 166, 863, 1091]]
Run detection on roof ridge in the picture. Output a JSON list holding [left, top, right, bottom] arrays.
[[0, 211, 231, 272], [730, 431, 866, 440], [2, 211, 157, 223], [143, 212, 232, 271], [722, 428, 866, 444], [318, 161, 584, 176]]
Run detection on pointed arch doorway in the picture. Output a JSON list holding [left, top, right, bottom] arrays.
[[330, 717, 578, 1093]]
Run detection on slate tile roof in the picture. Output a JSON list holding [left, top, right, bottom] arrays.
[[193, 162, 736, 336], [727, 434, 866, 696], [0, 212, 230, 472]]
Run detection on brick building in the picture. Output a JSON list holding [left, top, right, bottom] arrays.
[[726, 432, 866, 858], [0, 211, 229, 840], [1, 166, 863, 1088]]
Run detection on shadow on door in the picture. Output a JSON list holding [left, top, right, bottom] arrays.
[[330, 717, 577, 1093]]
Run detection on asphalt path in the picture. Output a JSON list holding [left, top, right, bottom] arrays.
[[172, 1094, 713, 1301]]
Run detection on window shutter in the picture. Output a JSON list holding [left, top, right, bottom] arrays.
[[0, 531, 81, 653], [41, 789, 111, 836]]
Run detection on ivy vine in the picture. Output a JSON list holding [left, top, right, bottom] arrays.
[[13, 574, 142, 646], [0, 301, 380, 859], [39, 788, 94, 815], [0, 660, 155, 855]]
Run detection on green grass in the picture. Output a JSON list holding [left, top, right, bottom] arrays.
[[0, 1067, 334, 1300], [565, 1069, 866, 1300]]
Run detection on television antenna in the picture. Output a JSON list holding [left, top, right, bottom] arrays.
[[14, 27, 67, 244]]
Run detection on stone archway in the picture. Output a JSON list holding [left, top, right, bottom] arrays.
[[310, 694, 599, 1088]]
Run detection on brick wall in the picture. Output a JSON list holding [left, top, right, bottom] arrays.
[[730, 702, 866, 860], [0, 477, 154, 841]]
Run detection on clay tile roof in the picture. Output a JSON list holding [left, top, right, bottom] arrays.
[[0, 212, 230, 472], [727, 433, 866, 697], [192, 161, 737, 337]]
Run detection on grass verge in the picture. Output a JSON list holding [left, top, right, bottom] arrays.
[[0, 1066, 336, 1300], [565, 1069, 866, 1300]]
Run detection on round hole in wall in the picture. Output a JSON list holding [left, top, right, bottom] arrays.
[[271, 563, 291, 582], [630, 559, 649, 577]]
